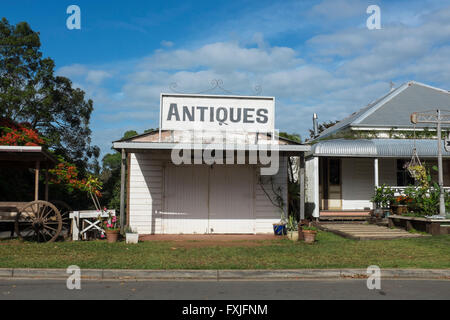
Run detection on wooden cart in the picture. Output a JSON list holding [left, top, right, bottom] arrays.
[[0, 146, 71, 242]]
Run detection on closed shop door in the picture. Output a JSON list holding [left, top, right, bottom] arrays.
[[162, 165, 209, 234], [208, 165, 255, 234], [163, 164, 255, 234]]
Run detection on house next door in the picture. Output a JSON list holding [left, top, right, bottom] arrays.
[[320, 158, 342, 210]]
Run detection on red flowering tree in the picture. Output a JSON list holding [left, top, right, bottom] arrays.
[[0, 118, 45, 146], [0, 117, 102, 204], [48, 157, 102, 199]]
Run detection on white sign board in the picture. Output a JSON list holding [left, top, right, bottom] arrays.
[[160, 93, 275, 132], [445, 133, 450, 152]]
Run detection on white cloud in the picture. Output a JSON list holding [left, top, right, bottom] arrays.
[[310, 0, 366, 20], [160, 40, 174, 48], [86, 70, 112, 85], [60, 3, 450, 154]]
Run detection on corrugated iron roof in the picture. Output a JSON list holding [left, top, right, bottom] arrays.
[[309, 139, 450, 158], [317, 81, 450, 139]]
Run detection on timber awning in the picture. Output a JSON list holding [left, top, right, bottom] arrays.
[[0, 146, 57, 168], [308, 139, 450, 158]]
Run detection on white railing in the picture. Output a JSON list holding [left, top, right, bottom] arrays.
[[390, 186, 450, 196]]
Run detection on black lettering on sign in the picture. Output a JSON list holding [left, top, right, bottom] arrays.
[[230, 108, 242, 123], [216, 107, 228, 125], [167, 104, 270, 124], [256, 108, 268, 124], [243, 108, 255, 123], [197, 106, 207, 121], [167, 103, 180, 121], [183, 106, 194, 121]]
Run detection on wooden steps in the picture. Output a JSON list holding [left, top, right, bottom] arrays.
[[318, 223, 425, 240]]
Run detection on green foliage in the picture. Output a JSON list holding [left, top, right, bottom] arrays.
[[404, 183, 446, 216], [0, 19, 97, 209], [286, 215, 298, 231], [371, 184, 395, 208], [100, 130, 139, 211], [308, 120, 339, 139], [301, 225, 318, 231], [0, 18, 98, 169], [279, 131, 301, 143]]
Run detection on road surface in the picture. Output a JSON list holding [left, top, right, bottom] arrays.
[[0, 279, 449, 300]]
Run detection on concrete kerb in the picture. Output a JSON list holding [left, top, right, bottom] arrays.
[[0, 268, 449, 280]]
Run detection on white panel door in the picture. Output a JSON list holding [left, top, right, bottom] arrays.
[[208, 165, 255, 234], [162, 165, 209, 234]]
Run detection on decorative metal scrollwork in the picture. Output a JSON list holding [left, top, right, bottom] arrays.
[[168, 79, 262, 96]]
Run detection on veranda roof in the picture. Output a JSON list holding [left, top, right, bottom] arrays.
[[0, 146, 57, 168], [308, 139, 450, 158]]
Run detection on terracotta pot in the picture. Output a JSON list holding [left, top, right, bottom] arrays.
[[396, 205, 408, 215], [302, 230, 317, 243], [298, 220, 309, 241], [298, 226, 304, 241], [106, 229, 120, 243]]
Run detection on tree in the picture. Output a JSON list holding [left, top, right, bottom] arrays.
[[0, 18, 98, 170], [279, 131, 301, 143], [100, 130, 137, 209], [308, 120, 339, 139]]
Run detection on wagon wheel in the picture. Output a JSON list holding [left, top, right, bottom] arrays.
[[51, 200, 73, 240], [15, 201, 62, 243]]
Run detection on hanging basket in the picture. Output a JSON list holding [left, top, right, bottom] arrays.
[[405, 147, 428, 187]]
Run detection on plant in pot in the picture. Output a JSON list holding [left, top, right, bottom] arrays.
[[100, 212, 120, 243], [371, 184, 394, 218], [297, 219, 309, 241], [301, 225, 318, 243], [125, 225, 139, 244], [393, 195, 411, 215], [273, 215, 287, 236], [286, 215, 298, 241], [259, 176, 287, 236]]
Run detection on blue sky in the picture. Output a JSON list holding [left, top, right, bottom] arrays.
[[1, 0, 450, 157]]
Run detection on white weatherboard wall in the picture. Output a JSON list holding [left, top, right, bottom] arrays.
[[341, 158, 397, 210], [341, 158, 374, 210], [128, 152, 288, 234]]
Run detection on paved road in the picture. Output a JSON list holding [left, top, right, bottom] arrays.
[[0, 279, 449, 300]]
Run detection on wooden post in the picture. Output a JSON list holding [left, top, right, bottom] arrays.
[[72, 211, 80, 241], [34, 161, 40, 201], [299, 153, 305, 220], [44, 165, 49, 202], [120, 149, 126, 231]]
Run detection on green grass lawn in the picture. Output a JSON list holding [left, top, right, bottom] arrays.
[[0, 231, 449, 269]]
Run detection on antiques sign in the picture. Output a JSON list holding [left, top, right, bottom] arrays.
[[160, 94, 275, 132]]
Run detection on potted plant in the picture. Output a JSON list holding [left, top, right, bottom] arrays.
[[286, 215, 298, 241], [394, 195, 411, 215], [259, 177, 288, 236], [273, 219, 287, 236], [301, 225, 318, 243], [100, 212, 120, 243], [371, 184, 394, 218], [297, 219, 309, 241], [125, 226, 139, 244]]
